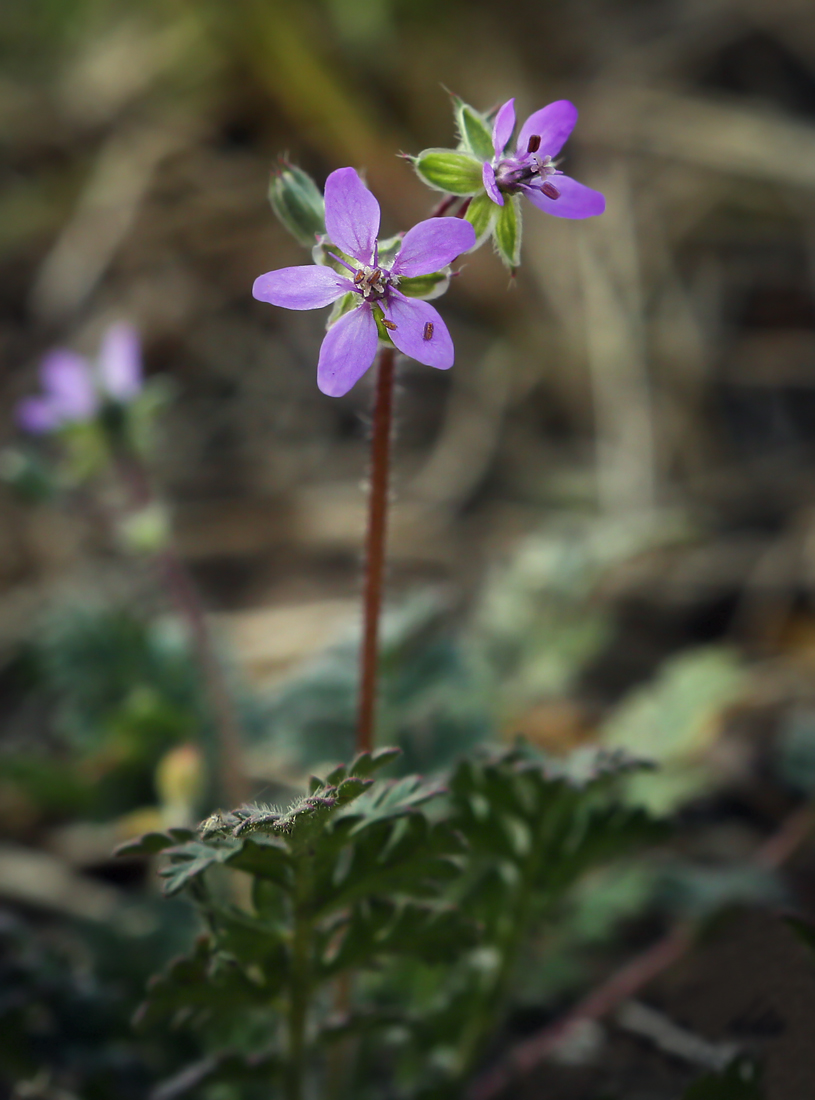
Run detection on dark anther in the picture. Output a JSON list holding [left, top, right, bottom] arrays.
[[541, 181, 560, 200], [527, 135, 541, 153], [382, 319, 397, 330], [423, 322, 434, 341]]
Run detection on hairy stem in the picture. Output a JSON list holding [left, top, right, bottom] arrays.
[[357, 346, 396, 754], [286, 870, 313, 1100]]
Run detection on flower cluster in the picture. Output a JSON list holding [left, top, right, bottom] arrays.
[[412, 95, 604, 268], [18, 323, 142, 434], [251, 93, 605, 395]]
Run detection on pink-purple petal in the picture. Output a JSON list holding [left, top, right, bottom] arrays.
[[492, 98, 516, 157], [324, 167, 380, 264], [391, 218, 476, 277], [517, 100, 578, 157], [99, 322, 142, 401], [40, 351, 97, 419], [16, 397, 61, 434], [317, 304, 379, 397], [521, 175, 605, 219], [482, 161, 504, 207], [253, 265, 351, 310], [382, 293, 454, 370]]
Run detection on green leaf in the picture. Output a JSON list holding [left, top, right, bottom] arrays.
[[225, 835, 292, 889], [114, 831, 177, 858], [324, 898, 480, 973], [494, 194, 522, 269], [453, 98, 495, 162], [134, 936, 269, 1031], [348, 746, 402, 779], [412, 150, 483, 195], [464, 192, 497, 246]]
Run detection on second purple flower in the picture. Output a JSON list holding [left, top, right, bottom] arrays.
[[253, 167, 475, 397]]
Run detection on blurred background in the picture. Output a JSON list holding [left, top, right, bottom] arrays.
[[5, 0, 815, 1097]]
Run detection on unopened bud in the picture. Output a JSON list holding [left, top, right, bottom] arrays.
[[268, 161, 326, 248]]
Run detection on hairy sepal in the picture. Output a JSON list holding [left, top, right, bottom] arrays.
[[494, 193, 522, 269], [452, 96, 495, 162], [412, 149, 483, 195], [464, 192, 498, 247], [398, 269, 451, 301]]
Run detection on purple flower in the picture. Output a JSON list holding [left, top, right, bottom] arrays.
[[481, 99, 605, 219], [252, 167, 476, 397], [17, 322, 143, 434]]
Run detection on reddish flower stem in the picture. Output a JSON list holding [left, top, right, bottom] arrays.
[[115, 450, 247, 810], [357, 346, 396, 754], [430, 194, 462, 218]]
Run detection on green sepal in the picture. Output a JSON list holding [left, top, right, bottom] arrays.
[[372, 305, 396, 345], [398, 270, 450, 301], [494, 193, 522, 269], [327, 292, 357, 326], [376, 233, 403, 267], [452, 97, 494, 162], [412, 149, 483, 195], [268, 161, 326, 248], [464, 192, 498, 247]]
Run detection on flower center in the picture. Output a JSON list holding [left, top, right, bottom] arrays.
[[352, 263, 397, 301], [493, 137, 560, 198]]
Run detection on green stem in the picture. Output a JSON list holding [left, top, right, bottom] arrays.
[[286, 866, 313, 1100]]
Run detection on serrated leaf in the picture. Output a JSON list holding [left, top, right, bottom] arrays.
[[494, 193, 521, 268], [413, 150, 483, 195], [225, 835, 292, 888], [324, 898, 479, 973], [454, 99, 495, 162], [158, 841, 228, 896], [134, 938, 269, 1032], [114, 831, 176, 858], [464, 192, 497, 246], [348, 746, 402, 778]]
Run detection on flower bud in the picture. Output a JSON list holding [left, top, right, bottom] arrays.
[[268, 161, 326, 248], [411, 150, 483, 195]]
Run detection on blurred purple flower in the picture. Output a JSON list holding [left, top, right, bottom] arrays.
[[482, 99, 605, 218], [17, 323, 142, 434], [253, 167, 476, 397]]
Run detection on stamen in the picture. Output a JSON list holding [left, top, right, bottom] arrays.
[[423, 322, 434, 341], [353, 270, 365, 284], [328, 251, 356, 273], [541, 181, 560, 200], [382, 319, 397, 330], [526, 135, 541, 154]]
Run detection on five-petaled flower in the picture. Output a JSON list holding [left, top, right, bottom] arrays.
[[252, 167, 475, 398], [482, 98, 605, 219], [17, 323, 142, 434]]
